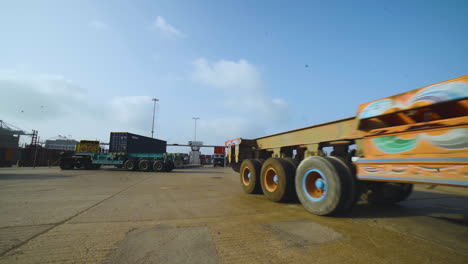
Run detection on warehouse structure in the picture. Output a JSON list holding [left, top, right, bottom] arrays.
[[45, 137, 78, 151], [0, 120, 23, 166]]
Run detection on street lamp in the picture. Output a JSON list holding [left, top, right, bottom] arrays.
[[151, 98, 159, 138], [192, 117, 200, 141]]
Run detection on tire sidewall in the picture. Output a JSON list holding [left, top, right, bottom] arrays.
[[325, 156, 356, 213], [260, 158, 293, 202], [125, 160, 135, 170], [295, 157, 342, 215], [240, 159, 261, 194], [153, 160, 165, 172], [139, 160, 150, 171]]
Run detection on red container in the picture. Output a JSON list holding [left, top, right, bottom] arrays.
[[214, 146, 225, 155]]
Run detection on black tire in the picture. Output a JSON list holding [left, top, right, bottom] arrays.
[[324, 156, 357, 213], [260, 158, 295, 202], [165, 160, 175, 172], [283, 157, 299, 169], [124, 160, 137, 171], [366, 183, 413, 205], [153, 160, 165, 172], [256, 159, 266, 165], [295, 156, 352, 216], [240, 159, 262, 194], [138, 160, 151, 172], [83, 162, 93, 170], [282, 158, 300, 202], [231, 162, 241, 172], [60, 159, 74, 170], [91, 164, 102, 170]]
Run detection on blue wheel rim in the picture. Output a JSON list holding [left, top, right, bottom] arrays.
[[302, 168, 328, 201]]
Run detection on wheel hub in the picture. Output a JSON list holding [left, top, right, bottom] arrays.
[[303, 169, 327, 201], [242, 167, 251, 185], [315, 179, 324, 190], [264, 168, 279, 192]]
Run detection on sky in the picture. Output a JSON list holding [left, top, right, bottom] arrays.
[[1, 0, 467, 154]]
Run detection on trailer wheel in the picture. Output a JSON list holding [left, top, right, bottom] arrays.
[[91, 164, 102, 170], [295, 156, 352, 215], [165, 160, 175, 172], [153, 160, 165, 172], [60, 159, 74, 170], [324, 156, 357, 213], [240, 159, 262, 194], [255, 159, 265, 165], [124, 160, 137, 171], [83, 162, 93, 170], [138, 160, 151, 172], [366, 183, 413, 205], [231, 162, 241, 172], [283, 157, 299, 169], [260, 158, 295, 202]]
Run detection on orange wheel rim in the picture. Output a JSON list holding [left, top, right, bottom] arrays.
[[305, 170, 326, 199], [242, 167, 251, 185], [264, 167, 279, 192]]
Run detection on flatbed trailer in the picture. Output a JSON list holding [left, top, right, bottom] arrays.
[[60, 139, 175, 172], [60, 152, 175, 172], [226, 76, 468, 215]]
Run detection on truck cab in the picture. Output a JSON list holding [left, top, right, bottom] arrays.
[[213, 154, 225, 167]]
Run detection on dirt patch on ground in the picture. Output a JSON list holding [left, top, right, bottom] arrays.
[[106, 225, 219, 264], [264, 220, 344, 247]]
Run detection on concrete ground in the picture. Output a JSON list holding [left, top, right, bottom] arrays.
[[0, 166, 467, 264]]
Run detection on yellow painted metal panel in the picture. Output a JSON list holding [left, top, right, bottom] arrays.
[[255, 118, 363, 150]]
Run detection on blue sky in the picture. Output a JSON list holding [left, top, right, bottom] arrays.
[[1, 0, 467, 153]]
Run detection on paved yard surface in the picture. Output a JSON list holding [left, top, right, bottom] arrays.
[[0, 166, 467, 264]]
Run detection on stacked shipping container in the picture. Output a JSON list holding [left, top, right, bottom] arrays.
[[109, 132, 167, 154]]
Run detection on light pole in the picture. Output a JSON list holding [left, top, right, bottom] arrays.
[[192, 117, 200, 141], [151, 98, 159, 138]]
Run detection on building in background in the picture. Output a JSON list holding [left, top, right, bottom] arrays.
[[45, 137, 78, 151], [0, 124, 21, 167]]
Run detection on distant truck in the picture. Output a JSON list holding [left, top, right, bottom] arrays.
[[213, 154, 225, 167], [226, 76, 468, 216], [213, 146, 226, 167], [60, 132, 174, 172]]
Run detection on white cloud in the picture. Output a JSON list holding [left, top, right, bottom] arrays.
[[191, 58, 289, 139], [89, 20, 109, 31], [152, 16, 185, 38], [0, 71, 86, 121], [0, 71, 154, 143], [109, 96, 154, 130], [191, 59, 262, 91]]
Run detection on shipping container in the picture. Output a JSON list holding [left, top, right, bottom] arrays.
[[214, 146, 225, 155], [109, 132, 166, 154], [18, 146, 72, 167]]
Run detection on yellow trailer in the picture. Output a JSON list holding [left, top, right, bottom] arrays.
[[226, 76, 468, 215]]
